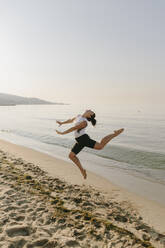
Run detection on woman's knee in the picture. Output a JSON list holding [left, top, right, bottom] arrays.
[[69, 152, 76, 160], [94, 142, 103, 150]]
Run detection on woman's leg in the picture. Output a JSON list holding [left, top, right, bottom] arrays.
[[94, 128, 124, 150], [69, 152, 87, 179]]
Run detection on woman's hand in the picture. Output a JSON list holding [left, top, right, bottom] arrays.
[[56, 130, 64, 135], [56, 120, 62, 126]]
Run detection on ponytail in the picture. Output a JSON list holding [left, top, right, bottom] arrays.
[[87, 113, 97, 126]]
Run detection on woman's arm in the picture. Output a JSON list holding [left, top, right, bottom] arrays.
[[56, 117, 76, 126], [56, 121, 87, 135]]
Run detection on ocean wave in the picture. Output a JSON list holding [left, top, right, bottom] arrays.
[[91, 145, 165, 170], [10, 129, 165, 171]]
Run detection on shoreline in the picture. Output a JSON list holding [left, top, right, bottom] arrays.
[[0, 138, 165, 236], [1, 133, 165, 207]]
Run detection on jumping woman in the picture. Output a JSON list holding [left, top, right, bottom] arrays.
[[56, 110, 124, 179]]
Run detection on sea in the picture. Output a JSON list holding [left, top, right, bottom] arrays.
[[0, 103, 165, 204]]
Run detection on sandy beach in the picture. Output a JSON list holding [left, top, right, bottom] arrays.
[[0, 139, 165, 248]]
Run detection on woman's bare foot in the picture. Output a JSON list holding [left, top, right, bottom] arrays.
[[81, 169, 87, 179], [114, 128, 124, 136]]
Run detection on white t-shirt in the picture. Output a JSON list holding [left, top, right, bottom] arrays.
[[74, 115, 88, 138]]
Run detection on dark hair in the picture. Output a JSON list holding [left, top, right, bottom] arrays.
[[87, 113, 96, 126]]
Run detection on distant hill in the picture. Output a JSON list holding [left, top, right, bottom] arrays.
[[0, 93, 63, 106]]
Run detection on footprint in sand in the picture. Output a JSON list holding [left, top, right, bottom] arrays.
[[6, 225, 32, 237]]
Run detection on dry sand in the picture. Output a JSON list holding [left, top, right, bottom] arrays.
[[0, 138, 165, 248]]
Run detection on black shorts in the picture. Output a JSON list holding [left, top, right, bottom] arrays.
[[71, 134, 96, 155]]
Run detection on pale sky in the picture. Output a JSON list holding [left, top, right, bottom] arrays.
[[0, 0, 165, 105]]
